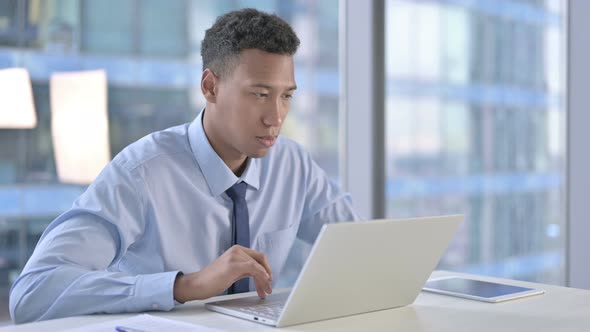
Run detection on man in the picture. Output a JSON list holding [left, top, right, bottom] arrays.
[[9, 8, 359, 324]]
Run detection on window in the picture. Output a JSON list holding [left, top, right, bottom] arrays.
[[0, 0, 18, 47], [81, 0, 188, 57], [385, 0, 567, 284]]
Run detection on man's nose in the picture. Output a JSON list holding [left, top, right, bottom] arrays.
[[262, 100, 283, 127]]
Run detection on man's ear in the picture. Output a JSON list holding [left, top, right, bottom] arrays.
[[201, 69, 218, 103]]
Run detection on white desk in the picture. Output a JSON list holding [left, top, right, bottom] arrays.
[[3, 271, 590, 331]]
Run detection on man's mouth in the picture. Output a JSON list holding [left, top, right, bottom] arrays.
[[256, 135, 277, 148]]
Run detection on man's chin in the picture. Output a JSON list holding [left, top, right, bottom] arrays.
[[248, 148, 271, 158]]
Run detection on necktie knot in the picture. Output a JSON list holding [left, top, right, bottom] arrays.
[[226, 182, 247, 201]]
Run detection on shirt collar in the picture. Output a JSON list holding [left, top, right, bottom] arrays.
[[188, 109, 260, 197]]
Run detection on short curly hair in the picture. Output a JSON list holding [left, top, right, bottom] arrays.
[[201, 8, 300, 78]]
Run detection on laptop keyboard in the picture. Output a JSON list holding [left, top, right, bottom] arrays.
[[240, 300, 285, 319]]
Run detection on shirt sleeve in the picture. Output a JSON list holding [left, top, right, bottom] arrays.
[[9, 158, 181, 324], [296, 150, 363, 244]]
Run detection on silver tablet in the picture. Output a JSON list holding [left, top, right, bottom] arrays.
[[423, 276, 545, 303]]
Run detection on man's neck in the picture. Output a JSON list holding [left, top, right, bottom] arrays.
[[233, 158, 248, 177], [201, 107, 248, 176]]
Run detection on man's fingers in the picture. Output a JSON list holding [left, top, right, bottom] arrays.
[[252, 264, 272, 294], [239, 260, 271, 282], [253, 273, 273, 296], [254, 277, 273, 298], [254, 278, 266, 299], [237, 260, 272, 294], [226, 246, 273, 296], [240, 247, 273, 280]]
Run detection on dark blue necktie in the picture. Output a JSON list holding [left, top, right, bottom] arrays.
[[226, 182, 250, 294]]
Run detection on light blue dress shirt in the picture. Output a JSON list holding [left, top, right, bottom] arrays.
[[9, 110, 359, 323]]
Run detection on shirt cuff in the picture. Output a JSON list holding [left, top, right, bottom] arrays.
[[134, 271, 181, 311], [174, 271, 184, 305]]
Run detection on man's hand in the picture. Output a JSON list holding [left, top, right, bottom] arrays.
[[173, 245, 273, 303]]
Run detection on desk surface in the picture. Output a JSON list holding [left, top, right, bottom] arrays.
[[3, 271, 590, 331]]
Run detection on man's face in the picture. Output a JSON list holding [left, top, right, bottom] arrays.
[[207, 49, 296, 160]]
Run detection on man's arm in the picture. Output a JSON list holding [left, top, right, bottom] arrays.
[[9, 216, 273, 324], [9, 216, 180, 324], [8, 158, 180, 323]]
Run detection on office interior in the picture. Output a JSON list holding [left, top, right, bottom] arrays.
[[0, 0, 588, 326]]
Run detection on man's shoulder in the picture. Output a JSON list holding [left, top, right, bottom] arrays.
[[113, 123, 192, 171]]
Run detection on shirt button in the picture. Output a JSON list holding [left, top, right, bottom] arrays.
[[152, 304, 159, 310]]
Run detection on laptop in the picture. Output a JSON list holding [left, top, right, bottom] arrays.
[[206, 214, 463, 327]]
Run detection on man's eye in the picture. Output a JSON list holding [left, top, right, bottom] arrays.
[[254, 93, 268, 98], [283, 94, 293, 100]]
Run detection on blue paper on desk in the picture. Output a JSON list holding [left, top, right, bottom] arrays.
[[63, 314, 225, 332]]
